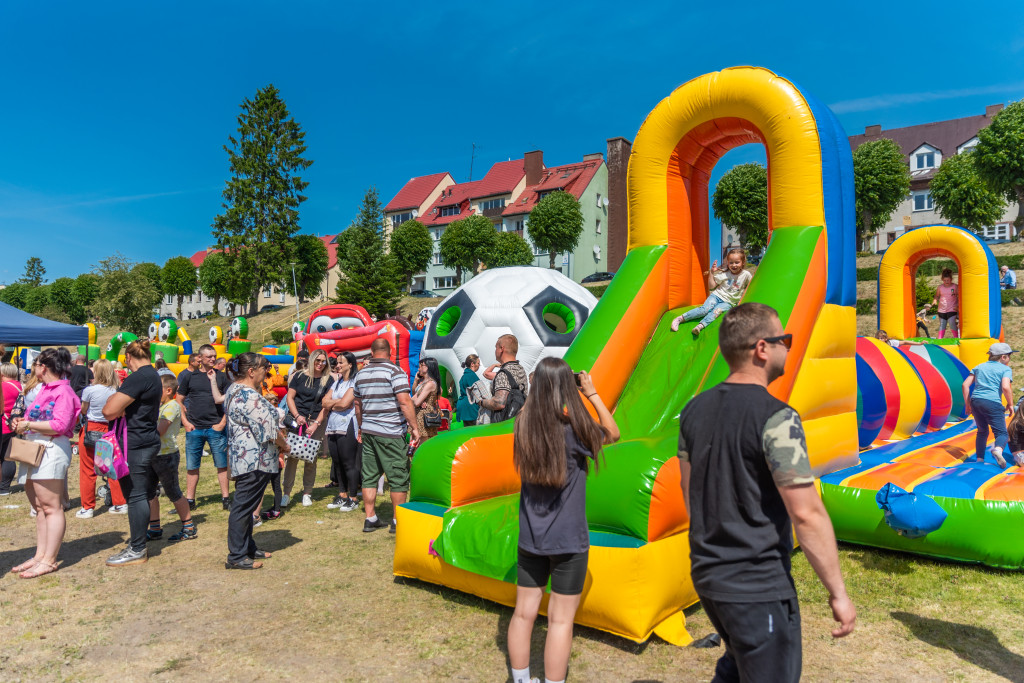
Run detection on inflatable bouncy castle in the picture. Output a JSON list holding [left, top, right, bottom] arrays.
[[392, 66, 1024, 646], [297, 304, 417, 376]]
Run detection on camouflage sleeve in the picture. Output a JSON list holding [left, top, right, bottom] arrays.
[[762, 407, 814, 487]]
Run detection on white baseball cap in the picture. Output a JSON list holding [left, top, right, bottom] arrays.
[[989, 342, 1014, 356]]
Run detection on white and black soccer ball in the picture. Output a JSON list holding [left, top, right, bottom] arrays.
[[147, 321, 160, 340], [421, 267, 598, 390], [157, 319, 178, 343]]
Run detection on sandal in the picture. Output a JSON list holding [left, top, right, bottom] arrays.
[[11, 558, 39, 574], [252, 549, 272, 559], [19, 560, 58, 579], [225, 558, 263, 570]]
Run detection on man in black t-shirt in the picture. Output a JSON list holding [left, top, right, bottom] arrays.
[[69, 354, 93, 398], [678, 303, 855, 682], [177, 344, 232, 510]]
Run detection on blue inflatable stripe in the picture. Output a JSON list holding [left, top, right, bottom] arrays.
[[867, 419, 977, 461], [820, 461, 882, 485], [785, 76, 856, 307], [856, 354, 887, 446], [913, 463, 998, 498]]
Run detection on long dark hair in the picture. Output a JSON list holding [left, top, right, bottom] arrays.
[[338, 351, 358, 381], [36, 347, 73, 380], [513, 357, 607, 487], [419, 357, 441, 389]]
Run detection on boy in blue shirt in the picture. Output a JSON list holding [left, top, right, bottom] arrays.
[[963, 343, 1015, 468]]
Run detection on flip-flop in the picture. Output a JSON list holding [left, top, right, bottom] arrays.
[[225, 559, 263, 570], [10, 558, 39, 574], [19, 561, 58, 579]]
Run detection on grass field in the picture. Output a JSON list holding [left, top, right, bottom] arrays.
[[5, 253, 1024, 680]]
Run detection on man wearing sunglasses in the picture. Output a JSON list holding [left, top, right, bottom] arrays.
[[677, 303, 855, 682]]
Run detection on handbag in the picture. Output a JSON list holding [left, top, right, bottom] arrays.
[[83, 424, 107, 448], [285, 425, 321, 463], [423, 410, 443, 429], [5, 436, 46, 467], [95, 418, 130, 479]]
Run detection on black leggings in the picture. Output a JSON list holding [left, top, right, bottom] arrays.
[[327, 423, 361, 498], [0, 432, 16, 491]]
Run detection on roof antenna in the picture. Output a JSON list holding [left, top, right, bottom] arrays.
[[468, 143, 479, 181]]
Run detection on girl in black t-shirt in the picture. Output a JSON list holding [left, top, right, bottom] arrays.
[[506, 357, 619, 683]]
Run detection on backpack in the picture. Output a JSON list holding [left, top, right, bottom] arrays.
[[492, 368, 527, 423], [95, 418, 130, 479]]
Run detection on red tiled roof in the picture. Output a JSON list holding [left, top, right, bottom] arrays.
[[384, 172, 451, 212], [189, 249, 217, 267], [415, 160, 527, 227], [188, 234, 340, 269], [502, 160, 602, 217]]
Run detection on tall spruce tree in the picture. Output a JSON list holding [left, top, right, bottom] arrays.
[[335, 187, 401, 318], [212, 84, 313, 315]]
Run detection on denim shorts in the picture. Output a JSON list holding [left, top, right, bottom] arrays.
[[152, 450, 184, 503], [185, 427, 228, 470]]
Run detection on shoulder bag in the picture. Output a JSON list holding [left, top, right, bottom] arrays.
[[285, 424, 321, 463], [5, 435, 47, 467]]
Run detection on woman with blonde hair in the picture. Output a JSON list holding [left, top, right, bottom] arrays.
[[77, 360, 128, 517], [282, 348, 334, 507]]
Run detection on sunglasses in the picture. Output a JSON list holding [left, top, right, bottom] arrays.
[[314, 359, 327, 365], [750, 334, 793, 350]]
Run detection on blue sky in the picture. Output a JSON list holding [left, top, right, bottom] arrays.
[[2, 0, 1022, 281]]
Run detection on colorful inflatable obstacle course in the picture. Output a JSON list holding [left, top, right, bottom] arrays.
[[395, 65, 859, 646], [77, 323, 102, 361]]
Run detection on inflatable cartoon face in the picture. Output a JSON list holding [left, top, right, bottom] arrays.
[[305, 304, 371, 334], [422, 267, 598, 389], [157, 319, 178, 343], [291, 321, 306, 339], [230, 317, 248, 339], [148, 321, 160, 340]]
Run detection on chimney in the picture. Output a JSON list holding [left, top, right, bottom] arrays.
[[583, 152, 604, 161], [606, 137, 632, 272], [524, 150, 544, 186], [986, 104, 1004, 118], [865, 124, 881, 137]]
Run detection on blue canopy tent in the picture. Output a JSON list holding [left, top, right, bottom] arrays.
[[0, 301, 88, 346]]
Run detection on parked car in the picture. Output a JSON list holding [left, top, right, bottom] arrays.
[[409, 289, 437, 297], [581, 271, 615, 284], [259, 304, 284, 313]]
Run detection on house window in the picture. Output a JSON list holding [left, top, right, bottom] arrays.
[[887, 232, 898, 245], [538, 190, 553, 201], [188, 294, 193, 303], [433, 276, 457, 289], [915, 152, 935, 170], [912, 191, 933, 212], [391, 212, 413, 227], [533, 244, 548, 256], [596, 193, 602, 208], [479, 198, 506, 211], [439, 205, 460, 217], [958, 137, 980, 154], [515, 220, 524, 231], [264, 288, 272, 299], [196, 290, 203, 301], [596, 218, 602, 234], [433, 252, 443, 266], [166, 295, 173, 304]]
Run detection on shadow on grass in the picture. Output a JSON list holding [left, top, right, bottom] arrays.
[[0, 530, 125, 572], [842, 545, 915, 575], [892, 611, 1024, 683], [252, 527, 302, 553]]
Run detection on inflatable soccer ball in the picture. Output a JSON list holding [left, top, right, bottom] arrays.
[[157, 319, 178, 343], [422, 267, 598, 390]]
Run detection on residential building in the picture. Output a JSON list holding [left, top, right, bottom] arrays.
[[385, 144, 622, 294], [848, 104, 1014, 252], [158, 236, 340, 320]]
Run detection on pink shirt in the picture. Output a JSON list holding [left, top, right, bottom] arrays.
[[25, 379, 81, 438], [2, 380, 21, 435], [937, 283, 958, 314]]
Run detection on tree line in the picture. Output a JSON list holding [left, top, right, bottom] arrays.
[[714, 101, 1024, 251]]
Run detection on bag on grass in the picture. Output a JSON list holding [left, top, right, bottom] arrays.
[[95, 418, 129, 479]]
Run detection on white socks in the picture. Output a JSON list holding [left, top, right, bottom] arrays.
[[367, 514, 378, 522], [511, 667, 530, 683], [546, 678, 565, 683]]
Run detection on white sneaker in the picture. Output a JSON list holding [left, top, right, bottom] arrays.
[[281, 494, 290, 508], [302, 494, 312, 507], [992, 447, 1007, 468], [109, 505, 128, 514], [1015, 452, 1024, 468], [76, 508, 94, 519]]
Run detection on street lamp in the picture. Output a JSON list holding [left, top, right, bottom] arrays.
[[289, 262, 300, 319]]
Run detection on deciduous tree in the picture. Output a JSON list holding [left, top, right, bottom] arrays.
[[282, 234, 329, 302], [527, 191, 584, 269], [482, 231, 535, 269], [0, 282, 29, 309], [162, 256, 199, 319], [134, 262, 162, 294], [930, 152, 1006, 233], [198, 252, 231, 316], [852, 139, 911, 249], [92, 254, 163, 336], [24, 285, 50, 314], [49, 277, 86, 323], [712, 164, 769, 251], [975, 101, 1024, 229], [388, 219, 433, 291], [440, 215, 497, 283], [213, 84, 313, 315], [72, 273, 100, 312]]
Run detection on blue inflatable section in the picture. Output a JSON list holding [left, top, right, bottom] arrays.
[[408, 330, 424, 384], [876, 483, 947, 538], [856, 355, 887, 447]]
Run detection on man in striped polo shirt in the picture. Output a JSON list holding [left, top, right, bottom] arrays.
[[354, 338, 421, 533]]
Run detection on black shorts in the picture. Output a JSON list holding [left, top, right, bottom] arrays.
[[516, 547, 588, 595], [700, 596, 802, 683], [938, 311, 958, 321], [151, 450, 184, 503]]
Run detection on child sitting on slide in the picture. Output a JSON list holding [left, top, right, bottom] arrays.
[[919, 268, 958, 339], [671, 248, 752, 337]]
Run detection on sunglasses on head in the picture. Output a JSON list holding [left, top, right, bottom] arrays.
[[750, 333, 793, 350]]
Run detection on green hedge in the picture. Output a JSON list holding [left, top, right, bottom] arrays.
[[856, 267, 877, 281], [588, 284, 609, 299], [855, 299, 876, 315], [270, 330, 293, 344], [1002, 289, 1021, 307]]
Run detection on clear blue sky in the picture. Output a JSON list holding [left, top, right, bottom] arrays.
[[2, 0, 1022, 281]]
